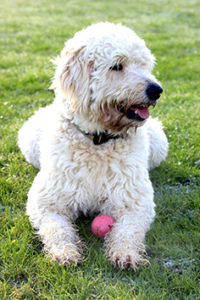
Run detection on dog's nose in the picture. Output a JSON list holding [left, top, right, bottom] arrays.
[[146, 83, 163, 101]]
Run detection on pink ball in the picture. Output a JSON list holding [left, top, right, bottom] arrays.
[[91, 215, 116, 238]]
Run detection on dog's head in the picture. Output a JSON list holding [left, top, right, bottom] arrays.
[[51, 22, 163, 134]]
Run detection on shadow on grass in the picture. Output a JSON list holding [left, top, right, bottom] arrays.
[[150, 161, 197, 187]]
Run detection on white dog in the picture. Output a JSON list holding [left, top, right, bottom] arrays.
[[18, 22, 168, 269]]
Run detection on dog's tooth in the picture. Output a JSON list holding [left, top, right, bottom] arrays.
[[135, 111, 138, 114]]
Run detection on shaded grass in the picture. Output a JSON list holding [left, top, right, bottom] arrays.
[[0, 0, 200, 299]]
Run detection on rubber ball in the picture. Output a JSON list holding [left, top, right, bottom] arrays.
[[91, 214, 116, 238]]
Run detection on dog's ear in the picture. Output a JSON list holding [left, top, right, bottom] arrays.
[[51, 45, 93, 114]]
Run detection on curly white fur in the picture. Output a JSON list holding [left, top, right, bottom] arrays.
[[18, 22, 168, 269]]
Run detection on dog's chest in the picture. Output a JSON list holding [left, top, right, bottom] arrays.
[[65, 136, 142, 195], [54, 126, 149, 212], [70, 143, 118, 188], [64, 142, 130, 212]]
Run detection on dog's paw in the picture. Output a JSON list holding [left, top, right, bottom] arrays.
[[46, 245, 83, 265], [105, 236, 148, 270], [108, 251, 148, 270]]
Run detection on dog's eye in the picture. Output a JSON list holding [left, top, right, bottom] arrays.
[[110, 63, 123, 71]]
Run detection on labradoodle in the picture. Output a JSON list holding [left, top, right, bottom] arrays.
[[18, 22, 168, 269]]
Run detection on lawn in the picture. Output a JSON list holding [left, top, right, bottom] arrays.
[[0, 0, 200, 299]]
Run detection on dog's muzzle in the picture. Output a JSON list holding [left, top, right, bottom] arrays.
[[120, 84, 163, 122], [146, 83, 163, 103]]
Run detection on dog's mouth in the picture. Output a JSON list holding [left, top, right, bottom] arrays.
[[99, 101, 156, 133], [119, 103, 155, 121], [127, 104, 150, 121]]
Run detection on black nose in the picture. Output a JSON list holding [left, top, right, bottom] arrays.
[[146, 83, 163, 101]]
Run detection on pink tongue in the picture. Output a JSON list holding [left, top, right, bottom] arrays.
[[130, 106, 150, 119], [136, 107, 149, 119]]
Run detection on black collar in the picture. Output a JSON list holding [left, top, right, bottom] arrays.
[[74, 125, 126, 145], [92, 131, 123, 145]]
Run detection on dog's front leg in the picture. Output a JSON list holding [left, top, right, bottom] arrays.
[[27, 172, 83, 265], [104, 181, 155, 269], [37, 212, 83, 265]]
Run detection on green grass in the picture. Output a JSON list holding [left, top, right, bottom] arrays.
[[0, 0, 200, 299]]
